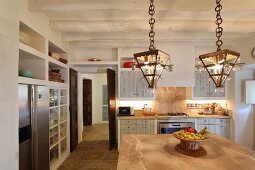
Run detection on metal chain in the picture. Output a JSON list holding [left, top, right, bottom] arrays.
[[215, 0, 223, 51], [148, 0, 155, 50]]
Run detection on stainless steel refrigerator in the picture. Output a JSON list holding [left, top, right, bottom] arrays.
[[19, 84, 49, 170]]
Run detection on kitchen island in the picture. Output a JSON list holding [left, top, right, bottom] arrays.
[[117, 134, 255, 170]]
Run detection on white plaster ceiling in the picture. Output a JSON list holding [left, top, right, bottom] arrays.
[[28, 0, 255, 48]]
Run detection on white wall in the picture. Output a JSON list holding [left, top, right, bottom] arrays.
[[77, 73, 83, 143], [228, 68, 254, 149], [0, 0, 19, 169], [83, 73, 107, 124], [158, 44, 195, 87], [232, 35, 255, 65]]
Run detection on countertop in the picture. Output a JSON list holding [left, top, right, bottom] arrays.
[[117, 134, 255, 170], [117, 114, 230, 120]]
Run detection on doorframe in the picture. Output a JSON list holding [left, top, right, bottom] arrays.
[[69, 68, 78, 152], [83, 79, 92, 126]]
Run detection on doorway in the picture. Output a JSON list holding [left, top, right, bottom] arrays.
[[83, 79, 92, 126], [82, 73, 109, 142], [82, 70, 117, 150]]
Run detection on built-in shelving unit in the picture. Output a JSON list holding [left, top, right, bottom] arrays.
[[49, 88, 68, 167], [18, 20, 70, 170], [18, 21, 69, 88], [19, 22, 47, 82]]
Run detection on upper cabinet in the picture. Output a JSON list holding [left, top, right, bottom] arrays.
[[190, 46, 227, 99], [18, 21, 69, 87], [193, 71, 225, 98], [118, 48, 154, 100], [119, 69, 153, 99]]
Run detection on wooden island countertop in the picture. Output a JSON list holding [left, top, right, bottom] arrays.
[[117, 134, 255, 170]]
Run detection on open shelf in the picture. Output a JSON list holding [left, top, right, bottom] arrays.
[[71, 61, 118, 67], [48, 41, 68, 65], [18, 76, 47, 85], [19, 48, 46, 80], [19, 42, 46, 60], [119, 57, 136, 69], [19, 21, 45, 53], [119, 68, 140, 71], [48, 61, 68, 84]]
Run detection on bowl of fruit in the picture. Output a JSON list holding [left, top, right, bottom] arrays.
[[172, 127, 209, 157]]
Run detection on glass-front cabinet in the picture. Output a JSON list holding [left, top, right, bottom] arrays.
[[49, 88, 68, 166]]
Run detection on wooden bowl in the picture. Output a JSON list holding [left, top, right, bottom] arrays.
[[172, 134, 208, 157]]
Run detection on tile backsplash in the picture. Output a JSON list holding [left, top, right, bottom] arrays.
[[152, 87, 187, 113]]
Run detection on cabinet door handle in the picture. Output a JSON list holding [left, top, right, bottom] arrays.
[[172, 124, 181, 126]]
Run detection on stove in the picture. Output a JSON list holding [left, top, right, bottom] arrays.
[[157, 112, 189, 117], [156, 113, 194, 134]]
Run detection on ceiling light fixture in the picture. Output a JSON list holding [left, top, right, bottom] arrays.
[[133, 0, 173, 89], [199, 0, 244, 91]]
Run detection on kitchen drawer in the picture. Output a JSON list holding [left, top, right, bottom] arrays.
[[120, 119, 137, 125], [120, 125, 137, 134], [137, 119, 153, 125], [136, 124, 151, 134], [197, 118, 229, 125]]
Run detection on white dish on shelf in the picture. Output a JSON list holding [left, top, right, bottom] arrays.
[[19, 31, 31, 45]]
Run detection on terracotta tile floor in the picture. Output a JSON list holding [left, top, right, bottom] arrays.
[[83, 124, 109, 141], [58, 124, 118, 170]]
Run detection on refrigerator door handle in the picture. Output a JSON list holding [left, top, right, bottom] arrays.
[[31, 86, 39, 170]]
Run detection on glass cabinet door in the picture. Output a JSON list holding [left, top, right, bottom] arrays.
[[49, 89, 59, 107], [60, 122, 67, 139], [60, 138, 67, 154], [60, 89, 67, 105], [50, 144, 59, 164], [60, 105, 67, 122], [49, 107, 59, 127], [49, 88, 68, 167]]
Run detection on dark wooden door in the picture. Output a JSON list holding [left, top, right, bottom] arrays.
[[83, 79, 92, 126], [107, 69, 116, 150], [69, 68, 78, 152]]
